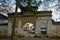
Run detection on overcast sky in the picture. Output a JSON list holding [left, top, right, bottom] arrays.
[[0, 0, 60, 22]]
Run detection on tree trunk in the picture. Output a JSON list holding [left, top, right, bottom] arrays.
[[11, 0, 18, 40]]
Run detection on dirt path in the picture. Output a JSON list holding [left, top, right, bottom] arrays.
[[0, 37, 60, 40]]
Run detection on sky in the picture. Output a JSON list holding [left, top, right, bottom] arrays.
[[0, 0, 60, 22]]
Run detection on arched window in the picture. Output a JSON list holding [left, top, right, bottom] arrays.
[[40, 22, 47, 35]]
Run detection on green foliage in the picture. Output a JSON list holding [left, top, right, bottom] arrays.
[[16, 0, 42, 12]]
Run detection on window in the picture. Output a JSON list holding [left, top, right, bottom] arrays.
[[40, 22, 47, 35], [40, 28, 46, 35]]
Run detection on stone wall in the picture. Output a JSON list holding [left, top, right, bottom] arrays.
[[0, 25, 8, 36], [52, 24, 60, 36], [36, 17, 52, 35]]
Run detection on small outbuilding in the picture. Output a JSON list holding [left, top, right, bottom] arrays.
[[0, 14, 8, 37]]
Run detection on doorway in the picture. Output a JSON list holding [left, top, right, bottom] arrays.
[[21, 17, 36, 37]]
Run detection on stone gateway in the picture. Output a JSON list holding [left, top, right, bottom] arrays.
[[8, 11, 60, 37]]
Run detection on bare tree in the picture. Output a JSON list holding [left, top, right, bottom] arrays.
[[0, 0, 16, 17]]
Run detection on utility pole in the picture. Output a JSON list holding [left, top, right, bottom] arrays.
[[11, 0, 18, 40]]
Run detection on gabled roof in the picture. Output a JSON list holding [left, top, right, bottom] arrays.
[[52, 19, 60, 25], [0, 14, 8, 19]]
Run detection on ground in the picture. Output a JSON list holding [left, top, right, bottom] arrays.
[[0, 37, 60, 40]]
